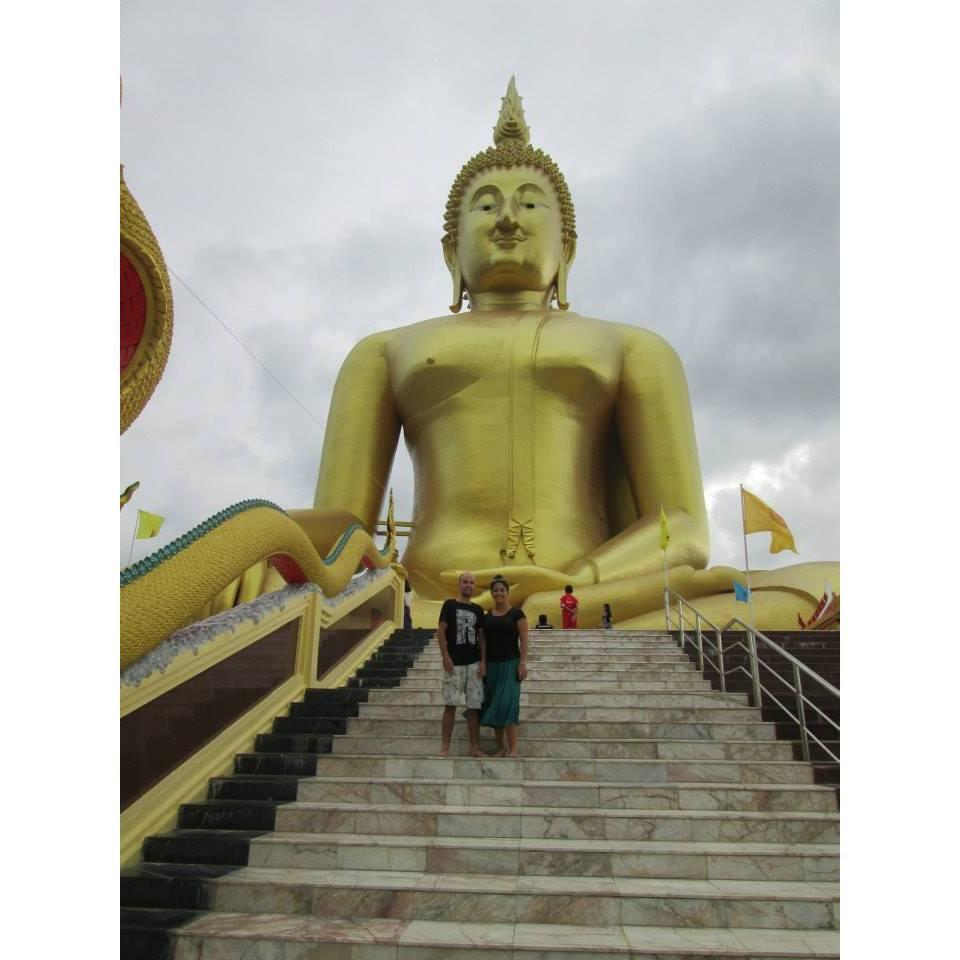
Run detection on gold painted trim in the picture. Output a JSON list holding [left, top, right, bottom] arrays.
[[121, 593, 312, 718], [120, 168, 174, 434], [120, 674, 305, 866]]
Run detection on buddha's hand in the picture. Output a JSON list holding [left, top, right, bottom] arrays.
[[440, 566, 589, 605]]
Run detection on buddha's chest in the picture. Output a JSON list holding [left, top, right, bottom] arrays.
[[390, 315, 621, 420]]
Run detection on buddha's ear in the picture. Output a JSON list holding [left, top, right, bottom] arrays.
[[442, 236, 465, 313], [556, 237, 577, 310]]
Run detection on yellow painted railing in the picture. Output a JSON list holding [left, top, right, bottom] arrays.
[[120, 568, 405, 865]]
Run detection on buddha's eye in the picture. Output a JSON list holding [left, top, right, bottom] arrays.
[[524, 202, 537, 209]]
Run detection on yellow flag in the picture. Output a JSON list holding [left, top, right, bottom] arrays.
[[741, 487, 797, 554], [136, 509, 165, 540], [659, 505, 670, 552]]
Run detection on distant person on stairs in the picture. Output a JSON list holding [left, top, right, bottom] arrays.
[[481, 576, 528, 758], [437, 571, 487, 758], [534, 614, 554, 630], [560, 584, 580, 629], [601, 604, 613, 629]]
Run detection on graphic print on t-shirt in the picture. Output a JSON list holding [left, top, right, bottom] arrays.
[[455, 607, 477, 646]]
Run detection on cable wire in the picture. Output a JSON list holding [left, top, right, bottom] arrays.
[[170, 268, 324, 430]]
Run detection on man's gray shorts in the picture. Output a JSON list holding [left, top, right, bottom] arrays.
[[442, 663, 484, 709]]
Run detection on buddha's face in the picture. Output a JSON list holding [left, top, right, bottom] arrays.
[[456, 166, 564, 297]]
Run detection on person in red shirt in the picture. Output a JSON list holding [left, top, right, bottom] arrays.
[[560, 584, 579, 629]]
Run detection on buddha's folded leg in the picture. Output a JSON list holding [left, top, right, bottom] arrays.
[[619, 587, 819, 632], [523, 561, 840, 632]]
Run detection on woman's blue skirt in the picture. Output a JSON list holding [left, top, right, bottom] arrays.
[[480, 658, 521, 728]]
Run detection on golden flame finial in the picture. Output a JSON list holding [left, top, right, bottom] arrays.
[[493, 75, 530, 147]]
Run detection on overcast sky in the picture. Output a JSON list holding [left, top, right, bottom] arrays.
[[119, 0, 838, 579]]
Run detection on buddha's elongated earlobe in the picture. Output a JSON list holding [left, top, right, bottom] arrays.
[[555, 259, 568, 310], [442, 236, 465, 313], [450, 262, 465, 314], [555, 237, 576, 310]]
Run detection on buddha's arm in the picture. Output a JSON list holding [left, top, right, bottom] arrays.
[[567, 328, 709, 582], [288, 332, 401, 551]]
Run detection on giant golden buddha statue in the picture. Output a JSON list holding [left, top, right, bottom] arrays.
[[289, 78, 838, 630]]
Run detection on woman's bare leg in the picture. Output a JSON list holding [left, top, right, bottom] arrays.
[[506, 725, 519, 758]]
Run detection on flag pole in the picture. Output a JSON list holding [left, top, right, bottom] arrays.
[[739, 486, 755, 629], [662, 541, 670, 632], [127, 509, 140, 566]]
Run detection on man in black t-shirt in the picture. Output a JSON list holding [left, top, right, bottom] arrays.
[[437, 571, 487, 757]]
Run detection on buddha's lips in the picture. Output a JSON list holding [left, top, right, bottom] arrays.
[[492, 235, 525, 247]]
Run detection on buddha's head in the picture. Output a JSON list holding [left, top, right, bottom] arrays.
[[442, 77, 577, 312]]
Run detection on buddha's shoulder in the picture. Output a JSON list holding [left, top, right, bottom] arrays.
[[345, 315, 458, 353], [562, 314, 681, 354]]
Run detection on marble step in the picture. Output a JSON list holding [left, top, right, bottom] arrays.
[[331, 735, 796, 761], [302, 755, 815, 785], [292, 777, 838, 812], [343, 718, 779, 740], [505, 640, 682, 648], [170, 913, 841, 959], [526, 631, 676, 638], [418, 645, 685, 657], [273, 800, 841, 843], [200, 866, 840, 930], [416, 635, 689, 660], [486, 648, 686, 657], [409, 654, 697, 667], [248, 831, 839, 882], [375, 690, 751, 708], [367, 688, 717, 706], [407, 667, 698, 681], [413, 651, 690, 661], [550, 631, 675, 636], [120, 906, 206, 960], [143, 828, 265, 866], [426, 679, 715, 691], [386, 678, 715, 692], [355, 703, 760, 722]]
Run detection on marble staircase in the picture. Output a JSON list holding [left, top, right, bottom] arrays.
[[682, 632, 840, 786], [121, 629, 839, 959]]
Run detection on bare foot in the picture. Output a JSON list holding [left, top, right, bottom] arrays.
[[469, 748, 489, 758], [438, 747, 450, 758], [507, 750, 521, 759], [490, 748, 507, 758]]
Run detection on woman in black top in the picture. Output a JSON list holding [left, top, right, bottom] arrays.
[[480, 575, 528, 758]]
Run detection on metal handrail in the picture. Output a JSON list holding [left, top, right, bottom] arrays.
[[723, 616, 840, 697], [667, 597, 728, 693], [666, 591, 839, 766]]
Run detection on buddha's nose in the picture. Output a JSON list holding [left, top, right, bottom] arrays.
[[495, 208, 519, 231]]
